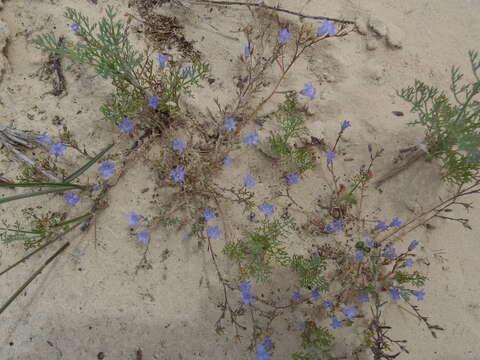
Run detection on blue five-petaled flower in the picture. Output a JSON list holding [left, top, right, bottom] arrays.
[[224, 155, 233, 166], [331, 316, 343, 329], [172, 139, 187, 152], [287, 174, 299, 185], [243, 131, 259, 145], [98, 161, 116, 177], [171, 166, 186, 183], [127, 211, 142, 225], [341, 120, 351, 130], [326, 151, 336, 163], [342, 305, 358, 319], [317, 19, 336, 37], [244, 175, 256, 187], [64, 192, 80, 206], [157, 54, 168, 69], [224, 117, 237, 131], [207, 225, 221, 239], [278, 28, 292, 44], [202, 208, 216, 221], [137, 230, 150, 243], [244, 43, 253, 57], [258, 203, 274, 216], [300, 82, 316, 100], [119, 118, 134, 134], [50, 142, 66, 157], [147, 96, 160, 110], [70, 24, 80, 32], [240, 280, 256, 304]]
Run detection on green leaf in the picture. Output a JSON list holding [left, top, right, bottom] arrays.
[[0, 182, 84, 189], [0, 187, 77, 205], [63, 143, 114, 183], [342, 192, 357, 205]]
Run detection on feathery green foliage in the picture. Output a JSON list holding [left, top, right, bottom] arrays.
[[269, 93, 315, 173], [290, 255, 329, 291], [292, 322, 334, 360], [398, 50, 480, 185], [223, 218, 292, 282]]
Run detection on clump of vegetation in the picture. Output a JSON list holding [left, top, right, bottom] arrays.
[[399, 50, 480, 185], [269, 92, 316, 173]]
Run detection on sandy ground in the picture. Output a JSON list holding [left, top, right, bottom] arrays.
[[1, 0, 480, 359]]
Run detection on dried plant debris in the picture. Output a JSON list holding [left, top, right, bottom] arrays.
[[139, 13, 201, 61]]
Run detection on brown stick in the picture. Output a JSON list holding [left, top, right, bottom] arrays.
[[188, 0, 356, 25]]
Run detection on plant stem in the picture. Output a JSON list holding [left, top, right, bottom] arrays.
[[0, 242, 70, 315]]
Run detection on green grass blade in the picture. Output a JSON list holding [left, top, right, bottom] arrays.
[[0, 186, 76, 205], [63, 143, 114, 183], [0, 182, 84, 189]]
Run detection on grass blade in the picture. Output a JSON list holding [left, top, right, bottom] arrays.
[[0, 186, 77, 205], [0, 182, 84, 189], [63, 143, 114, 183]]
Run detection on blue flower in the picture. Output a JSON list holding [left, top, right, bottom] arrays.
[[402, 258, 414, 267], [292, 291, 302, 301], [202, 208, 216, 221], [311, 289, 320, 300], [375, 221, 388, 231], [207, 225, 221, 239], [408, 240, 419, 251], [70, 24, 80, 32], [323, 300, 333, 309], [147, 96, 160, 110], [298, 322, 306, 329], [359, 292, 369, 303], [411, 290, 425, 301], [255, 344, 272, 360], [38, 132, 52, 145], [300, 82, 316, 100], [224, 117, 237, 131], [324, 220, 344, 233], [224, 155, 233, 166], [240, 280, 256, 304], [258, 203, 274, 216], [137, 230, 150, 243], [341, 120, 351, 130], [243, 131, 259, 145], [354, 250, 365, 262], [326, 151, 336, 163], [50, 142, 66, 157], [262, 337, 273, 349], [157, 54, 168, 69], [317, 19, 336, 36], [389, 217, 402, 227], [365, 239, 374, 248], [64, 192, 80, 206], [383, 246, 397, 260], [127, 212, 142, 225], [244, 175, 256, 187], [92, 185, 101, 191], [172, 139, 187, 152], [183, 233, 192, 240], [330, 316, 343, 329], [180, 65, 194, 78], [244, 43, 253, 57], [278, 28, 292, 44], [98, 161, 116, 177], [119, 118, 134, 134], [287, 174, 299, 185], [390, 288, 401, 301], [171, 166, 186, 182], [342, 305, 358, 319]]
